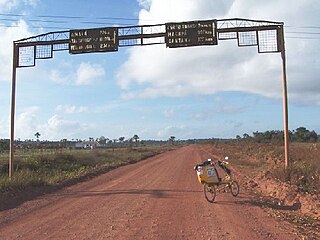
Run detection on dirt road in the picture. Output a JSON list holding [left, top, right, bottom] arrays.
[[0, 145, 300, 239]]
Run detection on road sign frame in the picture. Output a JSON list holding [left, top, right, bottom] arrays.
[[165, 19, 218, 48], [69, 27, 118, 54]]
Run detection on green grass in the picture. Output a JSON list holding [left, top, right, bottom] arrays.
[[0, 146, 168, 193]]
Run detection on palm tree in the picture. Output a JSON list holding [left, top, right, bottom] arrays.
[[132, 134, 139, 147], [35, 132, 41, 141], [169, 136, 175, 145], [118, 137, 125, 146], [132, 134, 139, 143]]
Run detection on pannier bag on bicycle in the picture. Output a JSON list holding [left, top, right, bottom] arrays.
[[194, 159, 220, 184]]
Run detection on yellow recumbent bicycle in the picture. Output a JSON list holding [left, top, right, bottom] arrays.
[[194, 157, 239, 203]]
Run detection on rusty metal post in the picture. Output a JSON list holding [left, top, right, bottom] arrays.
[[279, 26, 289, 169], [9, 43, 18, 178]]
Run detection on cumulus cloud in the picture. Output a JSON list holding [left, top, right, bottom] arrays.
[[0, 0, 39, 82], [75, 62, 106, 85], [15, 106, 39, 139], [37, 115, 92, 140], [0, 20, 33, 82], [116, 0, 320, 105], [38, 115, 89, 140], [50, 62, 106, 85], [138, 0, 234, 24], [13, 107, 91, 140], [5, 101, 124, 140], [137, 0, 152, 10]]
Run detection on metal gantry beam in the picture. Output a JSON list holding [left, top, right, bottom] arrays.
[[14, 18, 284, 66], [13, 18, 285, 68], [9, 18, 289, 177], [13, 18, 284, 68]]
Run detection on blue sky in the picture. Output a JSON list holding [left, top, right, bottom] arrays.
[[0, 0, 319, 141]]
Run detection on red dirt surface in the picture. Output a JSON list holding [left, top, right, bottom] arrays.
[[0, 145, 303, 239]]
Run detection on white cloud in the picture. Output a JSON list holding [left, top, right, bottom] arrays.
[[26, 0, 39, 7], [49, 69, 70, 85], [56, 101, 125, 115], [38, 115, 91, 140], [56, 105, 89, 114], [0, 0, 40, 82], [50, 62, 106, 86], [137, 0, 152, 10], [118, 43, 281, 99], [75, 62, 106, 85], [93, 102, 123, 113], [0, 0, 16, 10], [117, 0, 320, 105], [42, 115, 80, 137], [0, 20, 33, 82], [39, 114, 95, 140], [157, 125, 188, 139], [15, 106, 39, 139], [0, 0, 39, 10], [163, 109, 175, 118], [13, 107, 91, 140], [0, 117, 9, 138], [0, 0, 39, 11], [0, 0, 19, 10], [192, 105, 245, 120], [138, 0, 233, 25]]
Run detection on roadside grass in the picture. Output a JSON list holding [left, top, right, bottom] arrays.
[[211, 141, 320, 240], [210, 141, 270, 173], [0, 146, 169, 193], [211, 141, 320, 195], [273, 143, 320, 195]]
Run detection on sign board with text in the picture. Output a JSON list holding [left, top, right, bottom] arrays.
[[165, 20, 217, 48], [69, 27, 118, 54]]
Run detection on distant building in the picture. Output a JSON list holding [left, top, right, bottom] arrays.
[[74, 141, 99, 149]]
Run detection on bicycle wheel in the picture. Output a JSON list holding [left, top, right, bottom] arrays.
[[230, 181, 239, 197], [203, 183, 216, 203]]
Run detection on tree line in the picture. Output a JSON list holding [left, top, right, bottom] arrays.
[[0, 134, 178, 151], [236, 127, 318, 143]]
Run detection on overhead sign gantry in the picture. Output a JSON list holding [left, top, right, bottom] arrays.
[[9, 18, 288, 177], [69, 27, 118, 54], [165, 20, 218, 48]]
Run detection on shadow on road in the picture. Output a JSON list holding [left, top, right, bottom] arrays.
[[0, 165, 121, 212], [52, 188, 202, 199], [213, 193, 301, 211]]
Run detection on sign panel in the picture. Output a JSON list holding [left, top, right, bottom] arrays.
[[69, 27, 118, 54], [165, 20, 217, 48]]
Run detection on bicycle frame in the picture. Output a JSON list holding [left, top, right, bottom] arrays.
[[194, 159, 239, 203]]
